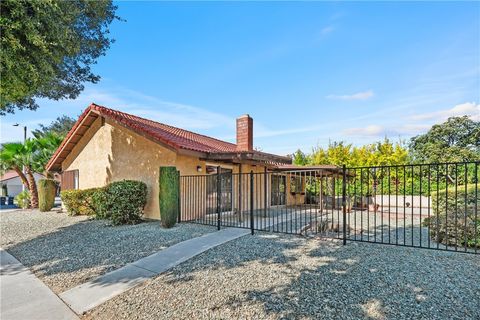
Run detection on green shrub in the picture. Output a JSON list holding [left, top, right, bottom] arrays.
[[91, 187, 109, 219], [159, 167, 179, 228], [104, 180, 147, 225], [61, 188, 99, 216], [424, 185, 479, 248], [15, 190, 30, 209], [38, 179, 56, 212]]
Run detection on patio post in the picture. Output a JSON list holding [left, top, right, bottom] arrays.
[[342, 164, 347, 245], [250, 170, 254, 235], [217, 166, 221, 230]]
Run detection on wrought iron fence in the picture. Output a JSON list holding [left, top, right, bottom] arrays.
[[179, 162, 479, 254]]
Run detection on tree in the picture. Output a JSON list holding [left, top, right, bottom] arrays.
[[409, 116, 480, 163], [32, 115, 76, 138], [0, 0, 118, 115], [0, 133, 63, 208], [292, 149, 309, 165], [0, 142, 29, 191], [308, 139, 408, 168]]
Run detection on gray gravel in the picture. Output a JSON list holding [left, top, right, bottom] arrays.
[[86, 231, 480, 320], [0, 209, 216, 293]]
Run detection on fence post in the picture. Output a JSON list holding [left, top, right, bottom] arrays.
[[177, 170, 181, 223], [217, 166, 221, 231], [342, 164, 347, 245], [264, 167, 267, 218], [250, 170, 254, 235]]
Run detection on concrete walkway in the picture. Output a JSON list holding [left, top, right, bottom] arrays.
[[0, 249, 78, 320], [60, 227, 249, 315]]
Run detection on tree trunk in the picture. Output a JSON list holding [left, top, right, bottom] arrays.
[[26, 168, 39, 208], [12, 166, 29, 190]]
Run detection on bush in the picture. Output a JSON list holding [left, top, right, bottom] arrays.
[[61, 188, 99, 216], [60, 180, 147, 225], [104, 180, 147, 225], [38, 179, 56, 212], [424, 185, 479, 248], [159, 167, 179, 228], [91, 187, 109, 219], [15, 190, 30, 209]]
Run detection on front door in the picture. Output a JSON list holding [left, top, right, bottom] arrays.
[[271, 175, 286, 206], [206, 167, 233, 214]]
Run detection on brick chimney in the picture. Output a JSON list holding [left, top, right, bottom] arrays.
[[236, 114, 253, 151]]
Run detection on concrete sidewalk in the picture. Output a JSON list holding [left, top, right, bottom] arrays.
[[0, 248, 78, 320], [60, 227, 249, 315]]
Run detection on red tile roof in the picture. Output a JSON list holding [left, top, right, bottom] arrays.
[[0, 170, 19, 182], [46, 103, 291, 171], [92, 104, 238, 153]]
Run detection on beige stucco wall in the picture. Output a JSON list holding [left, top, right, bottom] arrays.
[[62, 117, 112, 188], [63, 118, 208, 219], [61, 118, 307, 220]]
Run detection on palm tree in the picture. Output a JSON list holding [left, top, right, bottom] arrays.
[[0, 143, 30, 192], [32, 132, 63, 177], [1, 133, 63, 209]]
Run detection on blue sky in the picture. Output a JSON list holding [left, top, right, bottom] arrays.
[[1, 1, 479, 155]]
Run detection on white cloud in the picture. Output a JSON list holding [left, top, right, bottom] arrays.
[[343, 123, 432, 138], [321, 26, 335, 35], [61, 87, 235, 131], [327, 90, 374, 101], [410, 102, 479, 122], [343, 125, 384, 137], [0, 118, 55, 143]]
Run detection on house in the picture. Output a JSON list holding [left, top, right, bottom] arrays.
[[0, 170, 44, 197], [46, 103, 346, 220], [47, 103, 302, 219]]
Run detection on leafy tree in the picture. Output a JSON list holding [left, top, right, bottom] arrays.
[[32, 115, 76, 138], [292, 149, 309, 165], [307, 139, 408, 168], [0, 0, 118, 115], [409, 116, 480, 163]]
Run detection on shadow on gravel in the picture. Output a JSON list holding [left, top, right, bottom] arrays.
[[248, 242, 479, 319], [3, 219, 215, 292], [160, 233, 480, 320]]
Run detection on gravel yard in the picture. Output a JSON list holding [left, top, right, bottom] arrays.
[[86, 231, 480, 320], [0, 209, 216, 293]]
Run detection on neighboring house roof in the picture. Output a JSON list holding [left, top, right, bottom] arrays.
[[0, 170, 18, 182], [46, 103, 291, 171], [0, 170, 44, 182]]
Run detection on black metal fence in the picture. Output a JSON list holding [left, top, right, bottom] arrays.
[[179, 162, 479, 254]]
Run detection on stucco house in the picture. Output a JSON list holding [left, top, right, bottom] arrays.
[[46, 103, 305, 219]]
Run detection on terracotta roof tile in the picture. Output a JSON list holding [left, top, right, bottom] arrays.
[[46, 103, 291, 171], [91, 104, 237, 153]]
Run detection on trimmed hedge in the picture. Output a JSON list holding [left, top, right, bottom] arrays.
[[38, 179, 56, 212], [423, 185, 479, 248], [104, 180, 147, 225], [61, 188, 99, 216], [159, 167, 179, 228], [60, 180, 147, 225]]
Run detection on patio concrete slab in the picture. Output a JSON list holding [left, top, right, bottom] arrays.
[[60, 227, 249, 314], [0, 248, 78, 320]]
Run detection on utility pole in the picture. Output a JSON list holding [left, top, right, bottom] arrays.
[[13, 124, 27, 192]]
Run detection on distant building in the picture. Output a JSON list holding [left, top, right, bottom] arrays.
[[0, 170, 44, 197]]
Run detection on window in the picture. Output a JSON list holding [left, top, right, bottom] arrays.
[[61, 170, 79, 190], [290, 175, 303, 194]]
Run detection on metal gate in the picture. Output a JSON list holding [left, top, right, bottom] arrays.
[[179, 162, 479, 254]]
